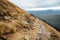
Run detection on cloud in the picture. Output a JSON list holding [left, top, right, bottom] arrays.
[[9, 0, 37, 8], [9, 0, 60, 8], [25, 6, 60, 11]]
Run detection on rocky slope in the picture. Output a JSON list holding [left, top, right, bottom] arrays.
[[0, 0, 60, 40]]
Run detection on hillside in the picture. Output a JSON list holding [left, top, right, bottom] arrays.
[[0, 0, 60, 40], [28, 11, 60, 31], [40, 15, 60, 31]]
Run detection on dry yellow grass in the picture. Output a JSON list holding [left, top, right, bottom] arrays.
[[0, 0, 60, 40], [39, 19, 60, 37]]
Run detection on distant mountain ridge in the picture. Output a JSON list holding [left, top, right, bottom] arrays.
[[28, 10, 60, 17], [28, 10, 60, 31], [40, 15, 60, 31]]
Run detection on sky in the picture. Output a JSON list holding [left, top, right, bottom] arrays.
[[9, 0, 60, 10]]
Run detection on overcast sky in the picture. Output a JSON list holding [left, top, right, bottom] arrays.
[[10, 0, 60, 9]]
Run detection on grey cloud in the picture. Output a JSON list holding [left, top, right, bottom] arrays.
[[10, 0, 60, 8]]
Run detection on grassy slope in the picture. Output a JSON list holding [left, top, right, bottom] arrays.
[[39, 19, 60, 37]]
